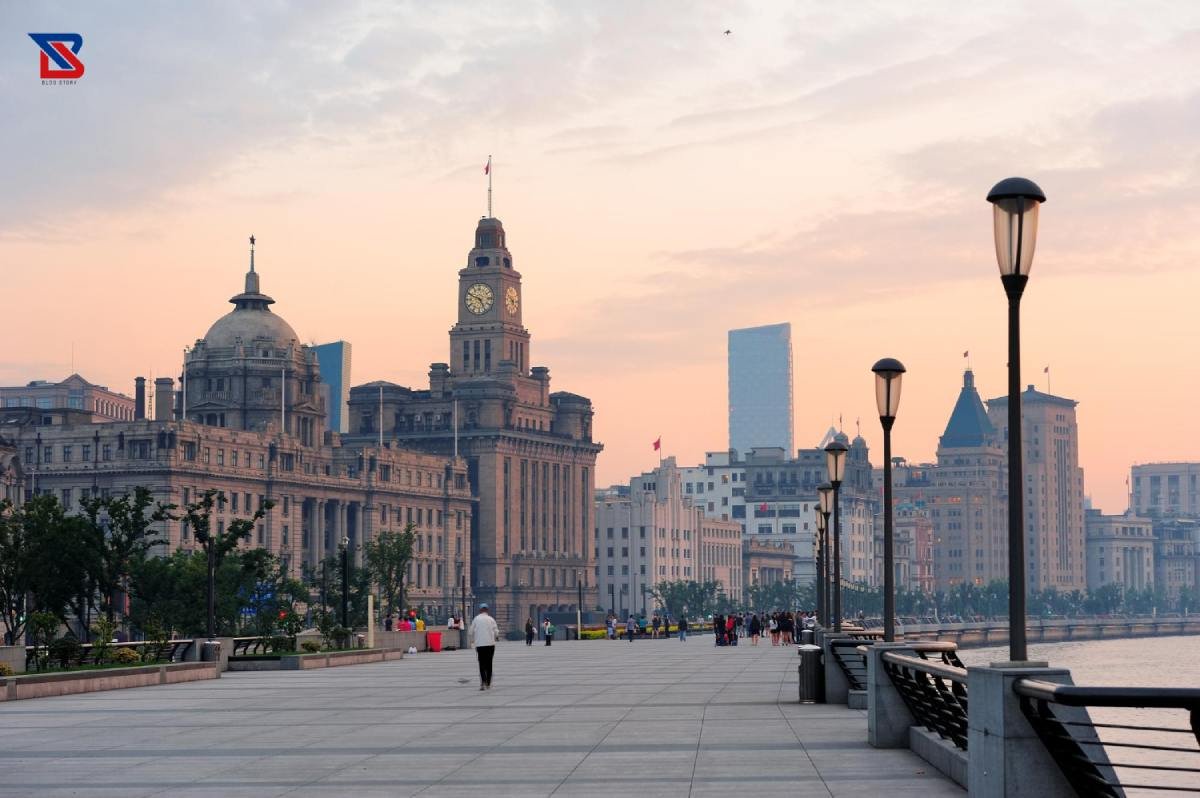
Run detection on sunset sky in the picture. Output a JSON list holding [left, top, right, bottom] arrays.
[[4, 2, 1199, 513]]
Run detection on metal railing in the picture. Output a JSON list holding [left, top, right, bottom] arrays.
[[25, 639, 193, 670], [1014, 678, 1200, 796], [881, 646, 969, 750], [829, 636, 871, 690]]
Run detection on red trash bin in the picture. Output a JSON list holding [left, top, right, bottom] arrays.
[[427, 631, 442, 652]]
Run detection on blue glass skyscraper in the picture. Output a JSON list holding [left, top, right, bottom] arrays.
[[728, 323, 793, 455], [314, 341, 352, 434]]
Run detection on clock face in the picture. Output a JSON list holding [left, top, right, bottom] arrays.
[[505, 286, 519, 315], [465, 283, 494, 314]]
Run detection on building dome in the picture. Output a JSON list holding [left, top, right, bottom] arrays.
[[201, 242, 299, 350], [203, 306, 299, 351]]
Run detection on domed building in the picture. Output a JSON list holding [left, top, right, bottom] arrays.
[[181, 241, 325, 447]]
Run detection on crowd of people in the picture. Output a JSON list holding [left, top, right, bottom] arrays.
[[712, 611, 813, 646]]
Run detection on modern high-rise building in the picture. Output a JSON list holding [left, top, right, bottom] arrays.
[[314, 341, 352, 434], [988, 384, 1087, 591], [728, 323, 793, 455]]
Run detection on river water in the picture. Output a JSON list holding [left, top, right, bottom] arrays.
[[958, 635, 1200, 794]]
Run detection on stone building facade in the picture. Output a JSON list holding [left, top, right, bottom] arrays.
[[346, 216, 601, 628], [987, 385, 1087, 591], [1131, 462, 1200, 519], [594, 458, 743, 617], [1152, 518, 1199, 604], [742, 538, 794, 586], [0, 374, 136, 422], [1084, 509, 1154, 593], [3, 252, 475, 619]]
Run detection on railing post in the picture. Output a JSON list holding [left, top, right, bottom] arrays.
[[821, 634, 851, 704], [967, 664, 1076, 798], [867, 643, 917, 748]]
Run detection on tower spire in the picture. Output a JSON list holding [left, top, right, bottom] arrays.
[[249, 234, 256, 273], [485, 155, 492, 218]]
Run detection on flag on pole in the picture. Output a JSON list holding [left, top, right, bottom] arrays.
[[1043, 366, 1049, 374], [963, 350, 969, 358], [758, 503, 769, 513], [484, 157, 491, 175], [652, 437, 661, 451]]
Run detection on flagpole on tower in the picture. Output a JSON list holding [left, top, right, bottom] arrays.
[[485, 155, 492, 218]]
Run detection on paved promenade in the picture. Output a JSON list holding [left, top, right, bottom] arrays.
[[0, 636, 961, 797]]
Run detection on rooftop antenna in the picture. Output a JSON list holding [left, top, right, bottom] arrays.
[[485, 155, 492, 218], [249, 234, 256, 272]]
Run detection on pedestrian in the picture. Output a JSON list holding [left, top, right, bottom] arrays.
[[726, 615, 737, 646], [663, 614, 671, 638], [545, 620, 556, 646], [607, 615, 616, 640], [714, 614, 724, 646], [749, 613, 761, 646], [469, 603, 499, 691], [651, 614, 661, 639], [525, 617, 535, 646], [678, 615, 688, 642], [626, 615, 636, 642], [769, 614, 780, 646]]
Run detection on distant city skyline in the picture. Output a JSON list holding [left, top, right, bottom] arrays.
[[5, 3, 1200, 513]]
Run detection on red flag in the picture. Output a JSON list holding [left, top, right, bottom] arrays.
[[759, 503, 768, 512], [1043, 366, 1049, 374], [484, 157, 491, 175], [962, 350, 968, 358], [652, 437, 661, 451]]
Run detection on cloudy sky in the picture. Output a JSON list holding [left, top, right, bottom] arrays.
[[4, 1, 1199, 511]]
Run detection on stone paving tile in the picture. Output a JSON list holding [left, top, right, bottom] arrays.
[[0, 637, 963, 797]]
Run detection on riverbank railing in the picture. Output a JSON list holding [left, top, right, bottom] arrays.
[[881, 645, 970, 750], [1014, 678, 1200, 796]]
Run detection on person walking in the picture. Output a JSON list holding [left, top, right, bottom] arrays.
[[625, 615, 636, 642], [769, 614, 780, 646], [651, 615, 661, 639], [726, 615, 737, 647], [524, 617, 535, 646], [678, 615, 688, 642], [545, 620, 556, 646], [606, 615, 616, 640], [749, 613, 761, 646], [469, 604, 499, 690], [663, 614, 671, 638]]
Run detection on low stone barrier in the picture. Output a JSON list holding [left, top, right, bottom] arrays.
[[227, 648, 404, 672], [0, 661, 218, 702]]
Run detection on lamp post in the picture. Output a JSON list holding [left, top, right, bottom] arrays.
[[609, 583, 615, 615], [340, 535, 350, 628], [817, 483, 833, 627], [824, 441, 848, 632], [641, 584, 647, 617], [872, 357, 906, 642], [577, 571, 583, 640], [987, 176, 1045, 663], [814, 510, 826, 625]]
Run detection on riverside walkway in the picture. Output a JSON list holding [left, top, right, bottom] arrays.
[[0, 638, 961, 797]]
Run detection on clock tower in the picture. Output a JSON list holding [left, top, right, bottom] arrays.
[[450, 217, 530, 377]]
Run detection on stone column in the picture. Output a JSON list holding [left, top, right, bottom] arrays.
[[967, 664, 1089, 798], [317, 499, 328, 559], [867, 643, 918, 748]]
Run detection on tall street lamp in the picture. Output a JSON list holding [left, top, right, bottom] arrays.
[[817, 483, 833, 627], [987, 176, 1045, 663], [340, 535, 350, 628], [872, 357, 906, 642], [577, 571, 584, 640], [814, 509, 826, 626], [825, 441, 848, 632]]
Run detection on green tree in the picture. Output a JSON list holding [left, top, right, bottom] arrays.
[[79, 487, 174, 623], [181, 489, 271, 637], [0, 499, 32, 644], [649, 580, 723, 620], [365, 523, 416, 620], [23, 495, 96, 632]]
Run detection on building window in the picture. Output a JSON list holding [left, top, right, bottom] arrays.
[[62, 445, 73, 463], [203, 447, 210, 464], [216, 449, 224, 466]]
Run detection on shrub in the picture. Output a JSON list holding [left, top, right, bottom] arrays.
[[90, 618, 118, 663], [329, 626, 351, 650], [0, 663, 14, 677], [580, 630, 607, 640], [300, 640, 322, 654], [49, 635, 82, 668], [111, 647, 141, 665]]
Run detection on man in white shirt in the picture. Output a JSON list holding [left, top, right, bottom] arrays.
[[469, 603, 500, 690]]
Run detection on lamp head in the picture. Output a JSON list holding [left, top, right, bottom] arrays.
[[871, 357, 906, 420], [987, 177, 1045, 278], [817, 482, 833, 514], [824, 440, 849, 485]]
